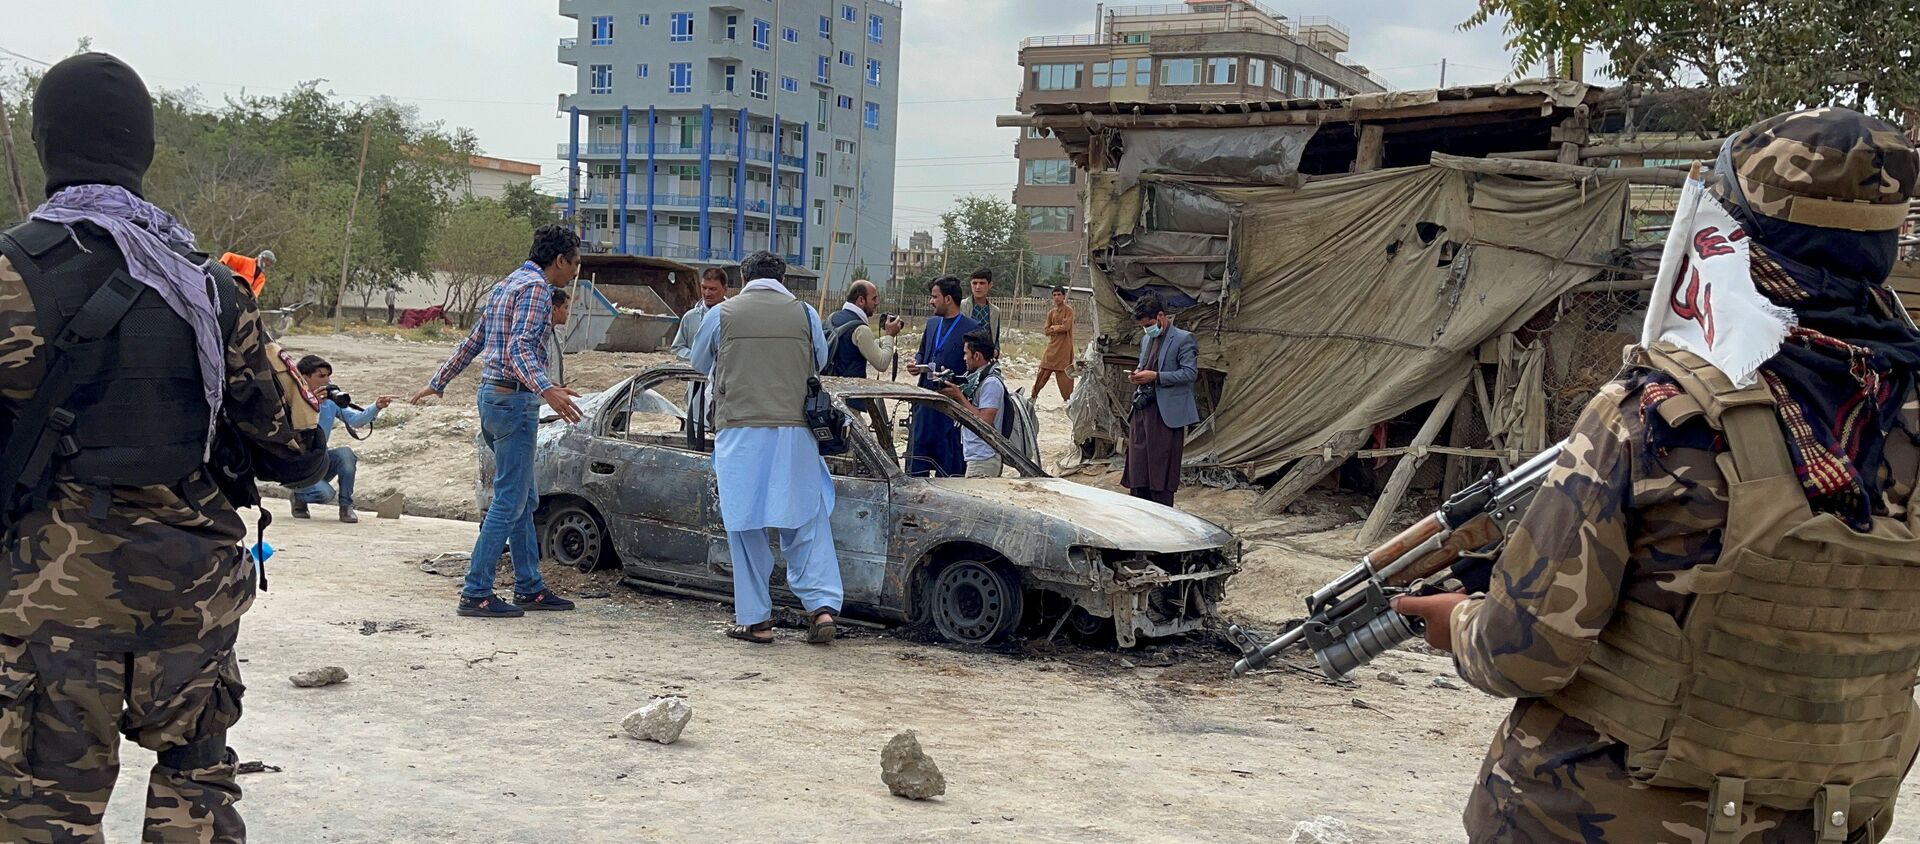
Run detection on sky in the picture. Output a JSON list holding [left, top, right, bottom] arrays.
[[5, 0, 1538, 246]]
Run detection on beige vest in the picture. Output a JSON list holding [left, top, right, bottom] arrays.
[[1546, 343, 1920, 842], [710, 287, 814, 430]]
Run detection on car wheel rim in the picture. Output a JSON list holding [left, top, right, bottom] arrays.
[[550, 511, 600, 569], [934, 563, 1008, 645]]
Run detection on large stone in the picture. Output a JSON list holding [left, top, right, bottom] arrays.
[[622, 697, 693, 745], [880, 731, 946, 800], [289, 666, 348, 688]]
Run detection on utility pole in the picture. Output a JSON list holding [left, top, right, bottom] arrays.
[[1438, 58, 1447, 89], [818, 197, 845, 311], [332, 117, 374, 334], [0, 91, 28, 221]]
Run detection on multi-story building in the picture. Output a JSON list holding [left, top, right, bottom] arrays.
[[889, 229, 941, 283], [558, 0, 902, 287], [460, 154, 541, 201], [1013, 2, 1386, 285]]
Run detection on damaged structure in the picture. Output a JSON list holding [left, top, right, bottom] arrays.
[[1001, 81, 1731, 540]]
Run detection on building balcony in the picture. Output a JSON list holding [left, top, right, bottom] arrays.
[[559, 0, 582, 19], [558, 37, 580, 66], [581, 191, 743, 212], [557, 141, 794, 164]]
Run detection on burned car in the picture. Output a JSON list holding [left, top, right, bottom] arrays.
[[479, 363, 1239, 647]]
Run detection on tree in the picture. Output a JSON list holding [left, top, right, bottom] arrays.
[[911, 196, 1035, 293], [850, 261, 871, 281], [429, 198, 532, 327], [1465, 0, 1920, 125], [501, 181, 561, 228]]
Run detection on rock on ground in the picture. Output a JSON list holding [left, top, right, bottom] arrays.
[[622, 696, 694, 745], [1286, 816, 1355, 844], [1375, 671, 1405, 686], [1432, 676, 1464, 691], [289, 666, 348, 688], [881, 730, 946, 800]]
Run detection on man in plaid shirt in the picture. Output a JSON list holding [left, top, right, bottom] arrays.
[[411, 225, 584, 618]]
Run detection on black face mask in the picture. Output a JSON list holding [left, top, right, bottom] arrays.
[[31, 52, 155, 198]]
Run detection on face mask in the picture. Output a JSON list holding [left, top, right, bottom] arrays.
[[1143, 324, 1163, 339]]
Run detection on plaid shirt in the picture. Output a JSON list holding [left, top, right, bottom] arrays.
[[429, 261, 556, 394]]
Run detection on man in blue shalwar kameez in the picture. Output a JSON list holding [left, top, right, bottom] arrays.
[[691, 251, 844, 645], [903, 275, 978, 477]]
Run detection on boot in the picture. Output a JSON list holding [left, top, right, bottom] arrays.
[[290, 499, 310, 519], [339, 505, 358, 524]]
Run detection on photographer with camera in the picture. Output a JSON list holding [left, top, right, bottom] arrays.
[[292, 354, 393, 523], [935, 329, 1008, 478]]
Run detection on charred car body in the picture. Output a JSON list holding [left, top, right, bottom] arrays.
[[479, 364, 1238, 646]]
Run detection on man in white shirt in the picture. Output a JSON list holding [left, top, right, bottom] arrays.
[[937, 328, 1007, 478]]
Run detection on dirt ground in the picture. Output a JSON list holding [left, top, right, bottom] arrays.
[[206, 329, 1920, 842]]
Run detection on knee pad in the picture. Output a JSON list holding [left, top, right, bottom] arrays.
[[157, 735, 229, 772]]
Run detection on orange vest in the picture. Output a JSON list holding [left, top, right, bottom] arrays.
[[219, 253, 265, 296]]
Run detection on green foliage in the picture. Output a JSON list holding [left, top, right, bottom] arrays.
[[1464, 0, 1920, 124], [429, 198, 533, 327], [909, 196, 1036, 292], [850, 261, 871, 281], [501, 181, 561, 228]]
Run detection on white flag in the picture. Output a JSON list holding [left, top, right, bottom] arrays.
[[1640, 175, 1796, 388]]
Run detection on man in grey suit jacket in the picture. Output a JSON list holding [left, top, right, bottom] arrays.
[[1121, 295, 1199, 506]]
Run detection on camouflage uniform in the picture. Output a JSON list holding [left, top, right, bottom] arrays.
[[0, 250, 301, 841], [1449, 107, 1920, 843]]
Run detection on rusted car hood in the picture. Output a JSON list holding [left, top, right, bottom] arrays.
[[927, 477, 1232, 553]]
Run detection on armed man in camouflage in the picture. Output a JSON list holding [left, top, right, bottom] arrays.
[[0, 54, 312, 842], [1395, 107, 1920, 842]]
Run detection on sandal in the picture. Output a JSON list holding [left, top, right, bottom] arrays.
[[807, 610, 837, 645], [727, 620, 775, 644]]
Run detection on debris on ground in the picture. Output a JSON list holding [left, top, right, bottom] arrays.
[[289, 666, 348, 688], [1286, 816, 1355, 844], [236, 761, 284, 775], [1375, 671, 1405, 686], [622, 696, 694, 745], [418, 552, 471, 577], [1432, 676, 1464, 691], [881, 730, 947, 800]]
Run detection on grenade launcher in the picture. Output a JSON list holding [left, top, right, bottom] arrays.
[[1229, 443, 1565, 680]]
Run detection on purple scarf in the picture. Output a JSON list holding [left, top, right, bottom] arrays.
[[31, 184, 223, 455]]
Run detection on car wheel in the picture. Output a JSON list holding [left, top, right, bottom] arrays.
[[930, 560, 1023, 646], [1065, 606, 1116, 646], [543, 502, 609, 572]]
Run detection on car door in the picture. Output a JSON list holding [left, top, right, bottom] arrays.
[[591, 376, 721, 588]]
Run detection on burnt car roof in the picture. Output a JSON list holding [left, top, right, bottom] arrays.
[[633, 362, 949, 400]]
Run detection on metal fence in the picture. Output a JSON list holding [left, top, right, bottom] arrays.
[[891, 294, 1098, 336], [1539, 289, 1647, 441]]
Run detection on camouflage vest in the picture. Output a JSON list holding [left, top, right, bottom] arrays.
[[1546, 342, 1920, 843]]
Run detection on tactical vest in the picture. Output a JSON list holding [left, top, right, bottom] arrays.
[[825, 307, 868, 378], [1546, 342, 1920, 843], [710, 288, 814, 430], [0, 219, 218, 489]]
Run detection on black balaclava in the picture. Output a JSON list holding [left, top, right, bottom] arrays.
[[31, 52, 155, 198]]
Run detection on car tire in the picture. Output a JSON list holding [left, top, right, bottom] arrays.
[[930, 560, 1023, 646], [542, 501, 610, 573]]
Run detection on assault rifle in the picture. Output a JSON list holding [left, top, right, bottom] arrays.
[[1229, 443, 1565, 680]]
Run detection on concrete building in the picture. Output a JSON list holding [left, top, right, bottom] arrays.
[[1013, 2, 1387, 285], [889, 229, 941, 283], [558, 0, 902, 289], [461, 154, 542, 201]]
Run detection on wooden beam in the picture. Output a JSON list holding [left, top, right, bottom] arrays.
[[1257, 429, 1369, 513], [1429, 151, 1687, 186], [1358, 367, 1473, 544], [1353, 124, 1385, 173], [1489, 136, 1729, 162], [1569, 277, 1654, 293], [1114, 254, 1227, 265]]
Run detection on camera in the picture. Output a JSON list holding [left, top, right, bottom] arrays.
[[881, 312, 897, 326], [320, 384, 356, 409]]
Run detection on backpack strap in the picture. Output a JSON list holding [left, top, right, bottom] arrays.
[[0, 227, 146, 529]]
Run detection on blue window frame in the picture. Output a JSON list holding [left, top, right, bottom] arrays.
[[781, 76, 799, 94], [863, 101, 879, 129], [868, 14, 883, 43], [819, 15, 831, 38], [782, 26, 798, 44], [668, 62, 692, 94], [839, 50, 854, 66], [750, 69, 769, 100], [752, 19, 770, 50], [817, 56, 831, 83], [637, 63, 649, 78], [590, 16, 614, 45], [670, 12, 693, 42], [841, 5, 856, 23], [638, 13, 650, 25], [866, 58, 881, 87], [836, 94, 852, 109], [589, 64, 613, 94]]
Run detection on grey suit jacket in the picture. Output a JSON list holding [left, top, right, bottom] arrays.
[[1138, 326, 1200, 429]]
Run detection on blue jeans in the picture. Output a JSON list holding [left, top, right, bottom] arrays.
[[293, 447, 357, 509], [462, 389, 548, 600]]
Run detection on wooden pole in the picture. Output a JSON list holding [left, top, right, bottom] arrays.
[[1357, 365, 1473, 544], [817, 197, 845, 312], [332, 118, 374, 334], [1257, 428, 1370, 513], [0, 90, 27, 221], [1429, 151, 1686, 187], [1352, 123, 1385, 173]]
